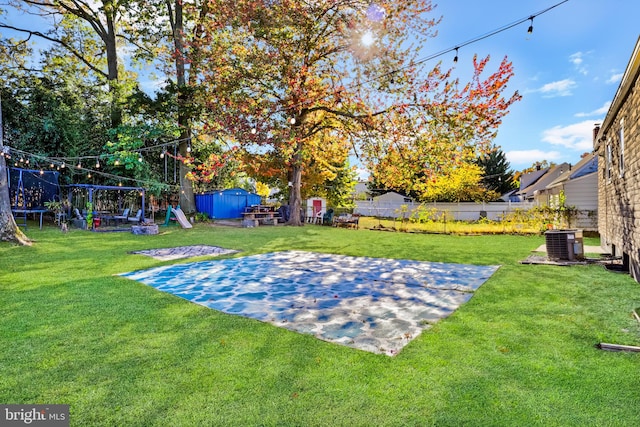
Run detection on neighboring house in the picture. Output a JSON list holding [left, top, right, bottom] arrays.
[[544, 153, 598, 230], [594, 36, 640, 279], [353, 181, 372, 200], [516, 163, 570, 203], [373, 191, 413, 204]]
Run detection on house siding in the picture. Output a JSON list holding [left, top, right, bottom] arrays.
[[564, 174, 598, 210], [596, 38, 640, 280]]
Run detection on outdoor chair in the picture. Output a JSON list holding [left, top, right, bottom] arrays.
[[127, 209, 142, 223], [322, 208, 334, 225], [113, 208, 130, 223]]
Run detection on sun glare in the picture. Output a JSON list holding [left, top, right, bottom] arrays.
[[361, 31, 375, 47]]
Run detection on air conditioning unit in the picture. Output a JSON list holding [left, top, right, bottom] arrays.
[[545, 229, 584, 261]]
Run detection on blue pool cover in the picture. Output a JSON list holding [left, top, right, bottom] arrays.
[[121, 251, 499, 356]]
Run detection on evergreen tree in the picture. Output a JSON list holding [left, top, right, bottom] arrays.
[[476, 146, 516, 196]]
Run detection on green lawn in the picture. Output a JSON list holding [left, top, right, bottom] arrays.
[[1, 223, 639, 426]]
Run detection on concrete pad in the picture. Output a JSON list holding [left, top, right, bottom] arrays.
[[534, 244, 608, 254]]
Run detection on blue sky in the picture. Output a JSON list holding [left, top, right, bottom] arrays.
[[427, 0, 639, 170]]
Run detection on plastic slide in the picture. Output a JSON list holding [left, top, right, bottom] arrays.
[[172, 207, 193, 229]]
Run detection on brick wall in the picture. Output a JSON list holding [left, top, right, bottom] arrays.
[[597, 70, 640, 279]]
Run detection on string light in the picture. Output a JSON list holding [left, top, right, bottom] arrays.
[[290, 117, 296, 125], [3, 145, 181, 190], [453, 47, 459, 63], [95, 159, 100, 168], [114, 159, 120, 166], [138, 153, 143, 162], [186, 143, 191, 153], [251, 128, 257, 135], [528, 16, 534, 34]]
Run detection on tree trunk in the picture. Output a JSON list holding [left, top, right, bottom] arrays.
[[103, 4, 122, 129], [178, 140, 196, 213], [170, 0, 195, 213], [0, 159, 30, 245], [0, 94, 31, 245], [287, 140, 305, 226]]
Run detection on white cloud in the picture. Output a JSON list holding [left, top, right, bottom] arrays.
[[355, 166, 370, 181], [574, 101, 610, 118], [569, 52, 589, 75], [536, 79, 577, 97], [607, 72, 623, 84], [506, 150, 562, 167], [541, 120, 599, 150]]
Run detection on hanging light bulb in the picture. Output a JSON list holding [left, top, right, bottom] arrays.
[[19, 157, 24, 163], [61, 162, 65, 169], [527, 16, 534, 34], [95, 159, 100, 168], [77, 161, 82, 169], [138, 154, 143, 162], [251, 128, 257, 135], [290, 117, 296, 125], [160, 149, 165, 159], [87, 172, 92, 178], [25, 159, 30, 165], [39, 169, 44, 175], [453, 47, 459, 63], [50, 163, 55, 168], [118, 182, 122, 187], [186, 143, 191, 153], [114, 159, 120, 166]]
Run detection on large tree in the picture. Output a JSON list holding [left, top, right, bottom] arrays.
[[193, 1, 519, 224], [0, 0, 136, 128], [0, 93, 31, 245], [367, 54, 520, 202]]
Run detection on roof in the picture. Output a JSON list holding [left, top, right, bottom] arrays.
[[547, 153, 598, 188], [517, 163, 570, 199], [596, 36, 640, 148]]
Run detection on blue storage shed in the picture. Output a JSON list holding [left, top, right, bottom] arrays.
[[195, 188, 262, 219]]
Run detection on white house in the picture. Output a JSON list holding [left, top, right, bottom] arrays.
[[544, 153, 598, 230]]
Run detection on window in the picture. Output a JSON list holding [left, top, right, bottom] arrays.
[[619, 118, 625, 177]]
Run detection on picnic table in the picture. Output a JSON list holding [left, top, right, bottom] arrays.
[[333, 214, 360, 229], [242, 206, 281, 226]]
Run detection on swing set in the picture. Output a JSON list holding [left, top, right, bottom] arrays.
[[66, 184, 146, 231]]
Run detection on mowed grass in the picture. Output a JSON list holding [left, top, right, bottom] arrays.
[[1, 222, 639, 426]]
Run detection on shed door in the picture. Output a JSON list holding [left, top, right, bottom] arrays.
[[312, 199, 322, 216]]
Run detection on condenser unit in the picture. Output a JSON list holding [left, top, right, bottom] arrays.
[[545, 229, 584, 261]]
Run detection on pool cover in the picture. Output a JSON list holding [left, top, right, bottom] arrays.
[[121, 251, 499, 356]]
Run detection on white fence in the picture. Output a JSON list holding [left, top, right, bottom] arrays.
[[354, 200, 598, 230], [354, 200, 534, 221]]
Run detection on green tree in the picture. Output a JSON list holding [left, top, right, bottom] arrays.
[[476, 145, 516, 197]]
